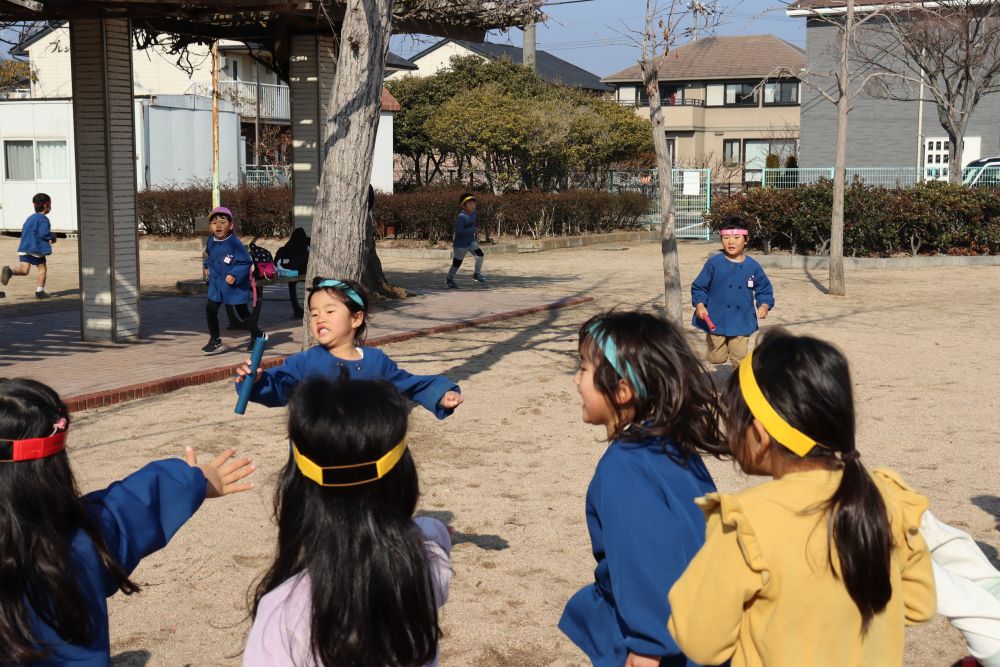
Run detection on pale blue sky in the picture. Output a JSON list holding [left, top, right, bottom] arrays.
[[390, 0, 805, 79]]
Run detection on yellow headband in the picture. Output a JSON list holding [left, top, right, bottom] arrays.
[[292, 438, 408, 487], [739, 351, 819, 457], [461, 196, 476, 205]]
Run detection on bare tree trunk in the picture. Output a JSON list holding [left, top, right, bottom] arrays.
[[306, 0, 395, 321], [641, 57, 682, 323], [943, 121, 965, 184], [829, 0, 852, 297]]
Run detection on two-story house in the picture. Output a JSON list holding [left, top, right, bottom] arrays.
[[603, 35, 805, 185]]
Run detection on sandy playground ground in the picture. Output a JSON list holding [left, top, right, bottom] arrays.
[[3, 235, 999, 666]]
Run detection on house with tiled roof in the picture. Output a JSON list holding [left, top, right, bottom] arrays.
[[603, 35, 805, 185], [386, 38, 610, 93]]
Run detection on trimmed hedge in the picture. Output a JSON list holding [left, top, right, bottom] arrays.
[[137, 185, 293, 238], [372, 188, 649, 243], [708, 180, 1000, 256]]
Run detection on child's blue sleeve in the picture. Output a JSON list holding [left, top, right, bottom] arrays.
[[376, 352, 459, 420], [691, 258, 714, 306], [753, 265, 775, 309], [597, 457, 689, 659], [39, 216, 53, 242], [238, 356, 304, 408], [226, 240, 253, 284], [83, 459, 206, 597]]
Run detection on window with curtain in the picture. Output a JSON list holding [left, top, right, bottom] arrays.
[[723, 139, 741, 166], [764, 81, 799, 105], [4, 140, 34, 180], [724, 83, 758, 106], [36, 141, 68, 180]]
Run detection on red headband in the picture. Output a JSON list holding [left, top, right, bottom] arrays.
[[0, 430, 67, 462]]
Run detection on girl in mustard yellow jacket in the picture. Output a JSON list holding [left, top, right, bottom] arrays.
[[668, 330, 936, 667]]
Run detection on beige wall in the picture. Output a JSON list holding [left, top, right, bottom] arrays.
[[28, 26, 218, 98], [385, 42, 481, 81]]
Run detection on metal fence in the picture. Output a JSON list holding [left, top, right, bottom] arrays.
[[243, 165, 291, 187], [608, 168, 712, 240], [761, 167, 922, 189]]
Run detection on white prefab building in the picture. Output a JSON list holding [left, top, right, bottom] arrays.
[[0, 96, 242, 233]]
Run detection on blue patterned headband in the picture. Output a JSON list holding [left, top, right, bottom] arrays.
[[587, 322, 647, 399], [314, 279, 366, 308]]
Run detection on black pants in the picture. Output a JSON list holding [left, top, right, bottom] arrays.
[[207, 299, 261, 340]]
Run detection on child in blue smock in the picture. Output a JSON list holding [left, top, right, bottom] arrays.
[[559, 310, 728, 667], [235, 277, 463, 419], [2, 192, 57, 299], [202, 206, 262, 355], [0, 378, 255, 666], [691, 216, 774, 367], [446, 192, 486, 289]]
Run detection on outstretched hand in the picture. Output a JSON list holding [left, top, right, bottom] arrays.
[[234, 358, 263, 385], [185, 447, 255, 498], [439, 391, 464, 410]]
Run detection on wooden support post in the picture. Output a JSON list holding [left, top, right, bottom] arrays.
[[288, 33, 337, 235], [69, 17, 140, 342]]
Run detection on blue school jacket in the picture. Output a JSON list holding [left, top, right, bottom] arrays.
[[18, 212, 55, 256], [559, 437, 717, 667], [691, 253, 775, 337], [32, 460, 206, 666], [453, 211, 477, 248], [204, 234, 253, 305], [239, 345, 460, 419]]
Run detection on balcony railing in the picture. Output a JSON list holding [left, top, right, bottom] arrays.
[[614, 98, 706, 108], [187, 80, 290, 121]]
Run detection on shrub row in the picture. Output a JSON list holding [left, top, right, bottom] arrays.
[[372, 188, 649, 243], [708, 180, 1000, 256], [137, 185, 293, 238]]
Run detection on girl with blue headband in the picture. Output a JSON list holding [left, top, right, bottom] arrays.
[[559, 310, 727, 667], [234, 277, 462, 418]]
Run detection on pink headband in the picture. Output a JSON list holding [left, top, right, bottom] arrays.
[[721, 228, 748, 236]]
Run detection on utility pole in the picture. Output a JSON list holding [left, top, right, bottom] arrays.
[[211, 41, 220, 208], [916, 47, 926, 182], [524, 17, 536, 72], [254, 53, 261, 169]]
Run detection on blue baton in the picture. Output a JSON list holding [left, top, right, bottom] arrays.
[[235, 334, 267, 415]]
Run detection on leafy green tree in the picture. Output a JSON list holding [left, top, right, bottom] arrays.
[[0, 59, 32, 93], [386, 73, 454, 185]]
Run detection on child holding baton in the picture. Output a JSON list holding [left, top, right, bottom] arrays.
[[691, 216, 774, 367]]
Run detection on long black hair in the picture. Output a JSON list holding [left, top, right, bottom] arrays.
[[252, 377, 439, 666], [578, 310, 727, 459], [0, 378, 139, 665], [306, 277, 370, 343], [722, 329, 893, 632]]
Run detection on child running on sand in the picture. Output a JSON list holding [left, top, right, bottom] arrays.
[[235, 277, 463, 418], [446, 192, 486, 289], [2, 193, 57, 299], [667, 330, 936, 666], [691, 216, 774, 366], [0, 378, 255, 666], [244, 377, 452, 666], [559, 311, 727, 667], [203, 206, 262, 354]]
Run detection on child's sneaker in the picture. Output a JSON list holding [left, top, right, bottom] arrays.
[[35, 290, 50, 299], [201, 338, 224, 355], [446, 277, 458, 289], [1, 266, 11, 285], [473, 273, 487, 283]]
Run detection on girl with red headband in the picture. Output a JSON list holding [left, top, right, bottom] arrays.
[[691, 215, 774, 367], [0, 378, 255, 666]]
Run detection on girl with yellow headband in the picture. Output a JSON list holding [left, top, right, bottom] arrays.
[[559, 311, 728, 667], [446, 192, 487, 288], [667, 329, 936, 666], [245, 376, 452, 667]]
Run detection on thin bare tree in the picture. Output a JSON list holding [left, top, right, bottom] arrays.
[[777, 0, 890, 296], [625, 0, 723, 323], [853, 0, 1000, 184]]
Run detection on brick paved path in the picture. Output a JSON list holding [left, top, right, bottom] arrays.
[[1, 283, 588, 409]]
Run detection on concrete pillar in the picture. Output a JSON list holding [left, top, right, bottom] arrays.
[[289, 34, 338, 236], [69, 18, 140, 342]]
